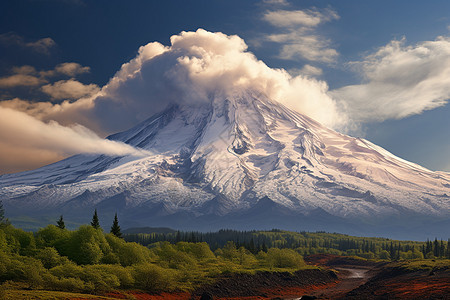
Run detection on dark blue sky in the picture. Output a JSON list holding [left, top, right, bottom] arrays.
[[1, 0, 449, 172]]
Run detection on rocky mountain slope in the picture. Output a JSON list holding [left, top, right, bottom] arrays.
[[1, 90, 449, 238]]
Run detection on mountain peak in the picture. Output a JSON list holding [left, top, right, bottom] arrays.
[[1, 91, 449, 238]]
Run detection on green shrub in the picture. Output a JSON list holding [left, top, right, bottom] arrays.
[[36, 225, 70, 249], [105, 234, 152, 266], [62, 225, 111, 265], [152, 242, 196, 269], [175, 242, 215, 260], [266, 248, 304, 269], [133, 263, 178, 292], [35, 247, 70, 269]]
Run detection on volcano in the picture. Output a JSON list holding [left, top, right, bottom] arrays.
[[1, 90, 449, 239]]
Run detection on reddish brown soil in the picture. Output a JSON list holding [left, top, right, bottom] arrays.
[[344, 266, 450, 299], [191, 269, 338, 299], [95, 255, 449, 299], [305, 254, 380, 267], [104, 291, 191, 300]]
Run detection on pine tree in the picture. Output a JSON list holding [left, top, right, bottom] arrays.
[[0, 200, 5, 223], [91, 209, 100, 229], [56, 215, 65, 229], [110, 213, 122, 238], [0, 200, 9, 226], [447, 239, 450, 259]]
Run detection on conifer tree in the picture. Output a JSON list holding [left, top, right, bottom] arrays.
[[0, 200, 9, 226], [0, 200, 5, 223], [91, 209, 100, 229], [57, 215, 65, 229], [110, 213, 122, 238]]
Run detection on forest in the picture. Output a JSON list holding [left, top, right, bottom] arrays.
[[0, 222, 310, 296], [0, 201, 449, 297], [125, 228, 450, 260]]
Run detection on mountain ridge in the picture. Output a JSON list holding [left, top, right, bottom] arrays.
[[1, 90, 449, 238]]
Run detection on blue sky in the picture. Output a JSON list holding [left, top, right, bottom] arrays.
[[0, 0, 449, 173]]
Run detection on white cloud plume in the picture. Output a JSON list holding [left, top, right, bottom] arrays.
[[331, 36, 450, 122], [92, 29, 344, 132], [263, 8, 339, 62], [0, 106, 149, 173], [0, 33, 55, 54], [0, 29, 344, 173], [41, 79, 100, 100]]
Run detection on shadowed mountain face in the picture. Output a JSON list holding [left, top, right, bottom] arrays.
[[1, 90, 449, 239]]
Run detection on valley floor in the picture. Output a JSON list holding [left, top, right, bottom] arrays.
[[3, 255, 450, 299]]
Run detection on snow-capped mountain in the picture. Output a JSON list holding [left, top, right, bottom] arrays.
[[1, 91, 449, 239]]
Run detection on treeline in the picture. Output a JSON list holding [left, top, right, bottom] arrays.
[[0, 222, 308, 295], [124, 229, 450, 260]]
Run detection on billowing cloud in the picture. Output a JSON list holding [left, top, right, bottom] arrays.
[[0, 33, 55, 54], [331, 36, 450, 122], [1, 29, 344, 173], [3, 29, 344, 130], [42, 79, 100, 100], [0, 106, 149, 173], [92, 29, 344, 132], [263, 8, 339, 62]]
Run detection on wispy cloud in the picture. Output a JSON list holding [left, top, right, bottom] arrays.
[[0, 74, 46, 88], [42, 79, 100, 100], [331, 36, 450, 123], [0, 106, 149, 173], [261, 0, 289, 6], [289, 64, 323, 77], [0, 33, 56, 54], [0, 62, 94, 97], [262, 7, 339, 63], [40, 62, 91, 77], [264, 8, 338, 27]]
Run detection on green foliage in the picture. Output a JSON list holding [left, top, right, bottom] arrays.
[[2, 225, 36, 256], [35, 247, 69, 269], [63, 225, 111, 265], [0, 222, 448, 296], [104, 233, 152, 266], [152, 241, 196, 269], [125, 229, 450, 261], [0, 251, 46, 288], [36, 225, 70, 249], [265, 248, 305, 269], [133, 263, 178, 291], [393, 259, 450, 272]]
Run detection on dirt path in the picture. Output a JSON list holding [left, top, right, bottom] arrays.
[[304, 266, 374, 299]]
